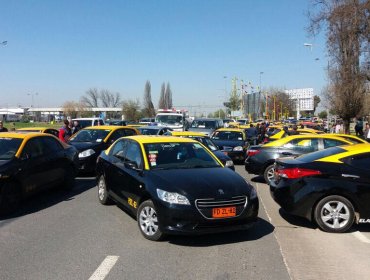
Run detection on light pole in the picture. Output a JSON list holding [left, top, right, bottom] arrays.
[[27, 92, 38, 108]]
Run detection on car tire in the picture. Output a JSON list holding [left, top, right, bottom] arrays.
[[61, 166, 76, 191], [263, 164, 275, 184], [0, 181, 21, 216], [97, 175, 113, 205], [314, 195, 355, 233], [137, 200, 164, 241]]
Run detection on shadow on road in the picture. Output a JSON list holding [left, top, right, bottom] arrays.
[[167, 217, 274, 247], [278, 208, 316, 229], [250, 175, 266, 183], [0, 177, 96, 223]]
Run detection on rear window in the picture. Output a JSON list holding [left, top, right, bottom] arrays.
[[296, 146, 346, 163]]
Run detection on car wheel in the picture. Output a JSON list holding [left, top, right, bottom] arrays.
[[314, 195, 355, 233], [61, 166, 76, 191], [137, 200, 164, 241], [0, 181, 21, 216], [97, 175, 113, 205], [263, 164, 275, 184]]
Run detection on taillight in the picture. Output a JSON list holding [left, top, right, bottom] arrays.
[[277, 168, 321, 179], [247, 150, 261, 157]]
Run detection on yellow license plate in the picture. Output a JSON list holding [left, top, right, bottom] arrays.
[[212, 207, 236, 218]]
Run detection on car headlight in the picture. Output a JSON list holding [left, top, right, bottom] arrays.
[[225, 160, 234, 167], [233, 146, 243, 151], [249, 187, 258, 199], [157, 189, 190, 205], [79, 149, 96, 159]]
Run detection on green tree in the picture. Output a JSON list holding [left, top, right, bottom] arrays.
[[313, 95, 321, 113], [318, 110, 328, 119], [142, 81, 156, 117]]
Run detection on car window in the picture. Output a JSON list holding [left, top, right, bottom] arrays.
[[124, 129, 137, 136], [283, 138, 319, 153], [125, 142, 143, 169], [69, 129, 111, 143], [344, 153, 370, 170], [110, 140, 128, 160], [22, 138, 47, 158], [41, 137, 63, 153], [297, 146, 346, 162], [109, 129, 127, 142], [0, 138, 22, 160], [211, 131, 244, 141], [45, 129, 59, 137], [323, 138, 346, 149]]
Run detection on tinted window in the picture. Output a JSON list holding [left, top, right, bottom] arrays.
[[22, 138, 47, 158], [110, 140, 128, 160], [138, 128, 159, 135], [45, 129, 59, 137], [0, 138, 22, 160], [283, 138, 319, 153], [69, 129, 111, 143], [191, 120, 217, 129], [124, 129, 137, 136], [211, 131, 244, 141], [42, 137, 63, 153], [296, 147, 346, 163], [344, 153, 370, 170], [109, 129, 127, 142], [125, 142, 143, 169], [323, 138, 347, 149]]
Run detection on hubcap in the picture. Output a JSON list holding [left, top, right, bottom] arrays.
[[266, 167, 275, 182], [98, 178, 105, 201], [321, 201, 350, 229], [139, 206, 159, 236]]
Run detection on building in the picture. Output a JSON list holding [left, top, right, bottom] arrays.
[[285, 88, 314, 114]]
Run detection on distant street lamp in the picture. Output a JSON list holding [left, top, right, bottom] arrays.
[[27, 92, 39, 108], [1, 41, 7, 46], [304, 43, 313, 51]]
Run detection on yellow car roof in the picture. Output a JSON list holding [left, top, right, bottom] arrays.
[[0, 132, 46, 139], [126, 135, 199, 144], [316, 143, 370, 163], [215, 128, 244, 132], [264, 134, 353, 147], [17, 127, 53, 131], [171, 131, 206, 137], [83, 125, 133, 130], [328, 134, 368, 144]]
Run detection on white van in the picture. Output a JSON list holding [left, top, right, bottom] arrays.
[[72, 117, 105, 128]]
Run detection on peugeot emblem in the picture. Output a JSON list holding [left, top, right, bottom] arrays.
[[218, 189, 224, 195]]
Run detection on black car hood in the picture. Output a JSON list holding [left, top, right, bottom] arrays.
[[0, 159, 11, 167], [147, 168, 251, 199], [68, 141, 105, 152], [211, 139, 244, 150]]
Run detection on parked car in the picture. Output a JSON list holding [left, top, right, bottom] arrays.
[[0, 132, 78, 215], [72, 118, 105, 129], [169, 131, 235, 170], [270, 143, 370, 233], [106, 119, 127, 126], [68, 125, 139, 173], [17, 127, 59, 137], [188, 118, 224, 136], [211, 128, 249, 163], [96, 136, 258, 241], [139, 118, 156, 124], [245, 134, 354, 184], [138, 126, 173, 135]]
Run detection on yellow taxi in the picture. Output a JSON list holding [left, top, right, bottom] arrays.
[[17, 127, 59, 137]]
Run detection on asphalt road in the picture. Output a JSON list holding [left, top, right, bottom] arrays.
[[0, 166, 369, 280]]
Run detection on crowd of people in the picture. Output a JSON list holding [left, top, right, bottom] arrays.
[[58, 120, 81, 143]]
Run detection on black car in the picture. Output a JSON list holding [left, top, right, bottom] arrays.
[[138, 126, 173, 135], [245, 134, 353, 184], [211, 128, 249, 163], [68, 125, 139, 173], [270, 143, 370, 233], [106, 119, 127, 126], [0, 132, 78, 215], [96, 136, 258, 241], [169, 131, 235, 170]]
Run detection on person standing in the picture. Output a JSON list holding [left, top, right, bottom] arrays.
[[59, 120, 72, 143], [335, 122, 341, 134], [71, 120, 81, 135], [364, 123, 370, 142], [0, 121, 8, 132]]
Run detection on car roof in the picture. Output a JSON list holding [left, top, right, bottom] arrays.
[[126, 135, 198, 144], [0, 132, 48, 139], [17, 127, 56, 131], [138, 126, 162, 130], [316, 143, 370, 163], [264, 134, 353, 147], [215, 128, 244, 132], [329, 134, 368, 143], [192, 118, 219, 121], [82, 125, 135, 130], [171, 131, 207, 136], [72, 117, 103, 120]]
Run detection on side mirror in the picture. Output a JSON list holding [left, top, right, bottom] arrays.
[[124, 161, 139, 170]]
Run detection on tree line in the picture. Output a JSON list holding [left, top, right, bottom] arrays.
[[62, 81, 173, 121]]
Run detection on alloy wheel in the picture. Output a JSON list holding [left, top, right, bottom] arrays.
[[320, 201, 350, 229], [139, 206, 159, 236]]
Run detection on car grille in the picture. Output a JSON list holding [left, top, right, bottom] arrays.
[[195, 196, 247, 219]]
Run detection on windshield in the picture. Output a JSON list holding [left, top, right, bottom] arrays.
[[198, 137, 218, 151], [211, 131, 244, 141], [138, 128, 159, 135], [144, 142, 221, 170], [69, 129, 111, 143], [0, 138, 23, 160], [156, 115, 183, 125], [191, 120, 216, 129], [296, 147, 346, 163]]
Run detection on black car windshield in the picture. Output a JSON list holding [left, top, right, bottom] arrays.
[[296, 146, 346, 162], [144, 142, 221, 170], [138, 128, 159, 135], [191, 120, 216, 129], [69, 129, 111, 143], [0, 138, 22, 160], [211, 131, 243, 141], [156, 115, 182, 125]]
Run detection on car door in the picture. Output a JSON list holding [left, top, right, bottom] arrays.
[[19, 137, 52, 195]]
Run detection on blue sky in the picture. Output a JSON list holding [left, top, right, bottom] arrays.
[[0, 0, 327, 111]]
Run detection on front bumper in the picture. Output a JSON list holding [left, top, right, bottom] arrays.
[[223, 151, 246, 163], [78, 154, 98, 173], [154, 197, 259, 235]]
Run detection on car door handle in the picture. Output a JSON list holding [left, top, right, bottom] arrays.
[[282, 152, 293, 156], [341, 174, 360, 179]]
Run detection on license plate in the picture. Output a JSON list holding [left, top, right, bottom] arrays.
[[212, 207, 236, 218]]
